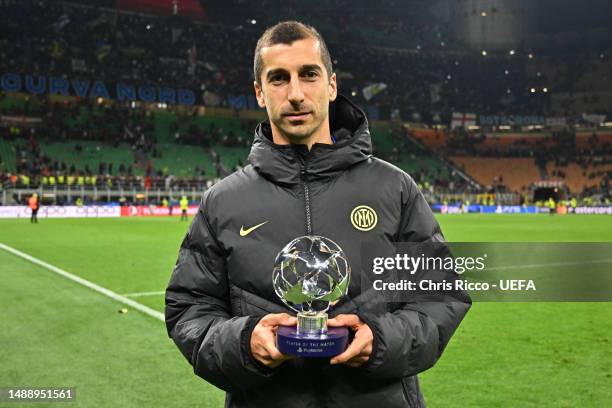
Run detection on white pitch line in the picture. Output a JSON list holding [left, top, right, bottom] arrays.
[[123, 291, 165, 297], [0, 243, 164, 322]]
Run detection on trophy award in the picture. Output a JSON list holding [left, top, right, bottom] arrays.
[[273, 235, 351, 357]]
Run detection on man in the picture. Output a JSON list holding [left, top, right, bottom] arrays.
[[28, 193, 39, 224], [548, 197, 556, 215], [570, 196, 577, 214], [165, 21, 470, 407], [179, 195, 189, 221]]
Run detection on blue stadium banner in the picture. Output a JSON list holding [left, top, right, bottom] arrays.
[[227, 94, 259, 110], [1, 73, 196, 106]]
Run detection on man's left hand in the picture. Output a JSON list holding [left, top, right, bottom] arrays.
[[327, 314, 373, 367]]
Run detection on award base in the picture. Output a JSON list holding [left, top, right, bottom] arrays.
[[277, 326, 349, 357]]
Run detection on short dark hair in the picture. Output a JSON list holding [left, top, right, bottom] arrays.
[[253, 21, 333, 84]]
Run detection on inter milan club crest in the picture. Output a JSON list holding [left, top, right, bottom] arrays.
[[350, 205, 378, 231]]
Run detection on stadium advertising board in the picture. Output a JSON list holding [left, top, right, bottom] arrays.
[[0, 205, 120, 218], [0, 205, 204, 218], [435, 205, 612, 215], [119, 205, 199, 217], [434, 205, 542, 214], [574, 206, 612, 215]]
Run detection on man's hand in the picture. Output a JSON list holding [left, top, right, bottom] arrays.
[[328, 314, 373, 367], [250, 313, 296, 368]]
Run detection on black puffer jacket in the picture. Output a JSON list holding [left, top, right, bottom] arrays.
[[165, 95, 471, 407]]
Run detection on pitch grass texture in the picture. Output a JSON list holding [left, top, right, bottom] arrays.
[[0, 215, 611, 407]]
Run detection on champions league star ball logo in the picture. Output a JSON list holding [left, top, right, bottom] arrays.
[[273, 236, 351, 357], [273, 235, 350, 314]]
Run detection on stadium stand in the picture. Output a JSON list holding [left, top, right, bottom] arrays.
[[3, 0, 611, 120], [41, 141, 133, 172], [0, 0, 610, 207], [547, 162, 612, 194], [0, 137, 16, 173], [451, 157, 541, 193]]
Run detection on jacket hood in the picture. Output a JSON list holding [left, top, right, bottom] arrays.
[[248, 94, 372, 186]]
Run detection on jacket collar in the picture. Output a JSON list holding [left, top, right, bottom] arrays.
[[248, 94, 372, 186]]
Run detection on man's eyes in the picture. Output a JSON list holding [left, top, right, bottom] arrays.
[[303, 71, 319, 79], [268, 71, 319, 84]]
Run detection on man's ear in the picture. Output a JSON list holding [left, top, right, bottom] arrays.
[[328, 72, 337, 102], [254, 81, 266, 108]]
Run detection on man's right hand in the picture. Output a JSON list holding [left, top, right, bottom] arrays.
[[250, 313, 296, 368]]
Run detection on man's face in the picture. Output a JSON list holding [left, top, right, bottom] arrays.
[[254, 37, 337, 143]]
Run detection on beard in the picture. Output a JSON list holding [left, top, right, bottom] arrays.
[[272, 106, 327, 143], [274, 115, 322, 141], [277, 119, 318, 141]]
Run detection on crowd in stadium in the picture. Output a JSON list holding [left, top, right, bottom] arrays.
[[0, 91, 480, 204], [2, 0, 611, 119], [1, 93, 607, 205], [0, 0, 610, 206]]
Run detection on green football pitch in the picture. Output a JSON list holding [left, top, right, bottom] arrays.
[[1, 214, 611, 407]]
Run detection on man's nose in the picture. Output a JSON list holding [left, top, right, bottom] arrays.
[[287, 76, 305, 105]]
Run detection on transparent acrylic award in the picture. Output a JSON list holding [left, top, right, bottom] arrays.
[[273, 235, 350, 357]]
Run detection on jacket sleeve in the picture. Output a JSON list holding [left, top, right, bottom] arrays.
[[165, 195, 275, 392], [356, 175, 471, 380]]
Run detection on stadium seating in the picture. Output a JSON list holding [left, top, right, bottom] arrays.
[[450, 157, 541, 191], [213, 145, 249, 171], [547, 162, 612, 194], [40, 141, 135, 175], [6, 0, 610, 121], [151, 144, 214, 177], [410, 128, 448, 150], [0, 138, 16, 173], [575, 133, 612, 148], [369, 122, 397, 154], [396, 157, 450, 180], [0, 1, 609, 202]]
